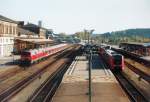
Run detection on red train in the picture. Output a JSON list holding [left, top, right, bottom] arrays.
[[20, 43, 68, 65], [99, 47, 124, 71]]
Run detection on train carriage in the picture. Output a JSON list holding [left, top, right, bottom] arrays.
[[99, 47, 124, 71], [20, 43, 68, 66]]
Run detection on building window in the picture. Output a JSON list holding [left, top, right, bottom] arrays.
[[2, 24, 4, 34], [0, 24, 2, 34], [2, 38, 5, 43], [6, 38, 8, 43], [9, 25, 12, 34], [6, 25, 9, 34], [13, 27, 16, 35], [13, 26, 15, 34], [6, 25, 8, 34], [3, 25, 6, 34], [18, 32, 21, 36], [4, 25, 6, 34], [10, 38, 13, 43], [11, 26, 13, 34]]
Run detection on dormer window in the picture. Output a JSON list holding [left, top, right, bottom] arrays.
[[18, 32, 21, 36]]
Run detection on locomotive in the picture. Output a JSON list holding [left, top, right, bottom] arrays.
[[20, 43, 68, 65], [99, 47, 124, 71]]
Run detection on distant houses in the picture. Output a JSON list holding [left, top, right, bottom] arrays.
[[0, 15, 54, 56]]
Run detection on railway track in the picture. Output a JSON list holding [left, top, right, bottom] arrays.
[[66, 56, 78, 75], [125, 61, 150, 84], [111, 47, 150, 81], [0, 67, 21, 82], [28, 62, 69, 102], [99, 55, 112, 76], [28, 45, 79, 102], [0, 46, 68, 83], [99, 53, 149, 102], [114, 72, 148, 102], [0, 45, 80, 102]]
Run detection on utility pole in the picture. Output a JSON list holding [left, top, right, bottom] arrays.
[[84, 29, 94, 102], [88, 49, 92, 102], [84, 29, 89, 44]]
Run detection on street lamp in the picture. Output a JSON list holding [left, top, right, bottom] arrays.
[[84, 29, 94, 102]]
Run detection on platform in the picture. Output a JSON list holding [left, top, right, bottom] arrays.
[[52, 54, 130, 102], [141, 56, 150, 61]]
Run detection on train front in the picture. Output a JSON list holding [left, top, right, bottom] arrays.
[[20, 51, 32, 66], [111, 54, 124, 71]]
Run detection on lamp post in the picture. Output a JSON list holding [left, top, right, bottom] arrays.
[[84, 29, 94, 102]]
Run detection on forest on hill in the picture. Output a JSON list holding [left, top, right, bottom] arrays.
[[75, 28, 150, 45]]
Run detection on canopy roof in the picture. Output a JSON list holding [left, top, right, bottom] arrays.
[[120, 42, 150, 47], [15, 38, 54, 44]]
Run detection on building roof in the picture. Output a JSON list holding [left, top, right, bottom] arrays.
[[0, 15, 18, 23], [18, 27, 38, 35], [15, 38, 54, 44], [120, 42, 150, 47], [24, 23, 47, 30]]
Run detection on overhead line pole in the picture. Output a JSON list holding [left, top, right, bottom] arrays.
[[88, 49, 92, 102], [86, 29, 94, 102]]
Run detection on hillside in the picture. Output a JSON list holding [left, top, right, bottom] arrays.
[[92, 28, 150, 44]]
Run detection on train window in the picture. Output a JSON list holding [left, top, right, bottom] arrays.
[[113, 55, 122, 65], [21, 52, 30, 56], [105, 46, 111, 49], [111, 52, 117, 54]]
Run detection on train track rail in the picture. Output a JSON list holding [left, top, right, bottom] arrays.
[[99, 53, 149, 102], [125, 61, 150, 84], [114, 72, 148, 102], [0, 46, 68, 83], [28, 45, 79, 102], [99, 55, 112, 76], [28, 63, 69, 102], [0, 67, 21, 83], [66, 56, 78, 75], [0, 45, 79, 102]]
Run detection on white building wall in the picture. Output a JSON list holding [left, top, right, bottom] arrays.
[[0, 20, 17, 57], [0, 37, 14, 56], [0, 45, 3, 56]]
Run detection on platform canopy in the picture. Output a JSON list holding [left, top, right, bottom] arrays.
[[15, 38, 54, 44], [120, 42, 150, 47]]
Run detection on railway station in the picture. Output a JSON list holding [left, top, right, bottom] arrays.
[[119, 42, 150, 56], [0, 2, 150, 102], [0, 43, 149, 102]]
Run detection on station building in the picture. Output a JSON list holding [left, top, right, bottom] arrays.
[[14, 22, 54, 54], [0, 15, 54, 56], [22, 23, 47, 39], [0, 15, 18, 56], [119, 42, 150, 56]]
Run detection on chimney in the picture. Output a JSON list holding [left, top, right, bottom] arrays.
[[38, 20, 42, 27]]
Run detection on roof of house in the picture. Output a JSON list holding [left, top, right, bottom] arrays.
[[0, 15, 17, 23], [18, 27, 38, 35], [24, 23, 47, 30]]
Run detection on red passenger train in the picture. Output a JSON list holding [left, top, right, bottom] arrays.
[[99, 47, 124, 71], [20, 43, 68, 65]]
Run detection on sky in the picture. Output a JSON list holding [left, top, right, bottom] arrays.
[[0, 0, 150, 34]]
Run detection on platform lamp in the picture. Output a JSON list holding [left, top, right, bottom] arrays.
[[84, 29, 94, 102]]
